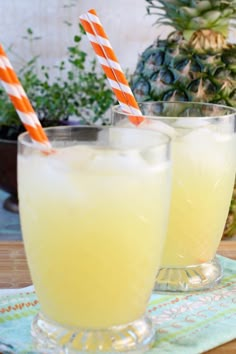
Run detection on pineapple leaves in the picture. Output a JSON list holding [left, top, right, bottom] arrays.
[[145, 0, 236, 33]]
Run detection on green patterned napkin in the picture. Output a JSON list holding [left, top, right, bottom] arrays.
[[0, 255, 236, 353]]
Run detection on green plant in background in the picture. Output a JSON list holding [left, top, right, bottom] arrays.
[[0, 24, 115, 140]]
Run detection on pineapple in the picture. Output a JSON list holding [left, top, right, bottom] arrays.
[[131, 0, 236, 237]]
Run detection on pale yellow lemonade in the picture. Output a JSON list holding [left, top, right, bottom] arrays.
[[161, 126, 236, 267], [18, 139, 171, 328]]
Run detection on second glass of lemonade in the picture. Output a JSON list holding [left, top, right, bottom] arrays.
[[113, 101, 236, 292], [18, 125, 171, 352]]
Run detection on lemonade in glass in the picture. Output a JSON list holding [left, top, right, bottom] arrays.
[[112, 101, 236, 292], [18, 125, 171, 352]]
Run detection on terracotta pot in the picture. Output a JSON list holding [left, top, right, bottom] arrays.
[[0, 139, 18, 212]]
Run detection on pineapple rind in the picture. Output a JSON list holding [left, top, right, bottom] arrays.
[[131, 33, 236, 106]]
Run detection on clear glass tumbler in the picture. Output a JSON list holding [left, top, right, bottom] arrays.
[[18, 125, 171, 352], [112, 101, 236, 292]]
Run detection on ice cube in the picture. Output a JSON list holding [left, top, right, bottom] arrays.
[[109, 127, 164, 150], [114, 118, 134, 128], [178, 127, 214, 151], [173, 118, 209, 129], [53, 145, 95, 171], [88, 149, 147, 175], [139, 120, 177, 138]]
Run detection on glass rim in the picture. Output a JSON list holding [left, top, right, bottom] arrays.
[[112, 101, 236, 120], [18, 124, 171, 150]]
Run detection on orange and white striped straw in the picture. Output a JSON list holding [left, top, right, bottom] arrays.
[[0, 44, 50, 149], [79, 9, 144, 125]]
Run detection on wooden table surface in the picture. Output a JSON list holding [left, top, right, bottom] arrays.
[[0, 239, 235, 353]]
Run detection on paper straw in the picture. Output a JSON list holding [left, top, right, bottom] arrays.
[[79, 9, 144, 125], [79, 9, 177, 138], [0, 44, 50, 149]]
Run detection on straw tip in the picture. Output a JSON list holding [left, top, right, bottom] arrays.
[[88, 9, 97, 15], [0, 44, 5, 56], [79, 8, 97, 20]]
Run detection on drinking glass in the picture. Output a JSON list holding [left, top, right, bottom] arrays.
[[18, 125, 171, 352], [112, 101, 236, 292]]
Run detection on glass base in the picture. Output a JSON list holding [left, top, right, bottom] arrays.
[[154, 256, 223, 292], [31, 312, 156, 353]]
